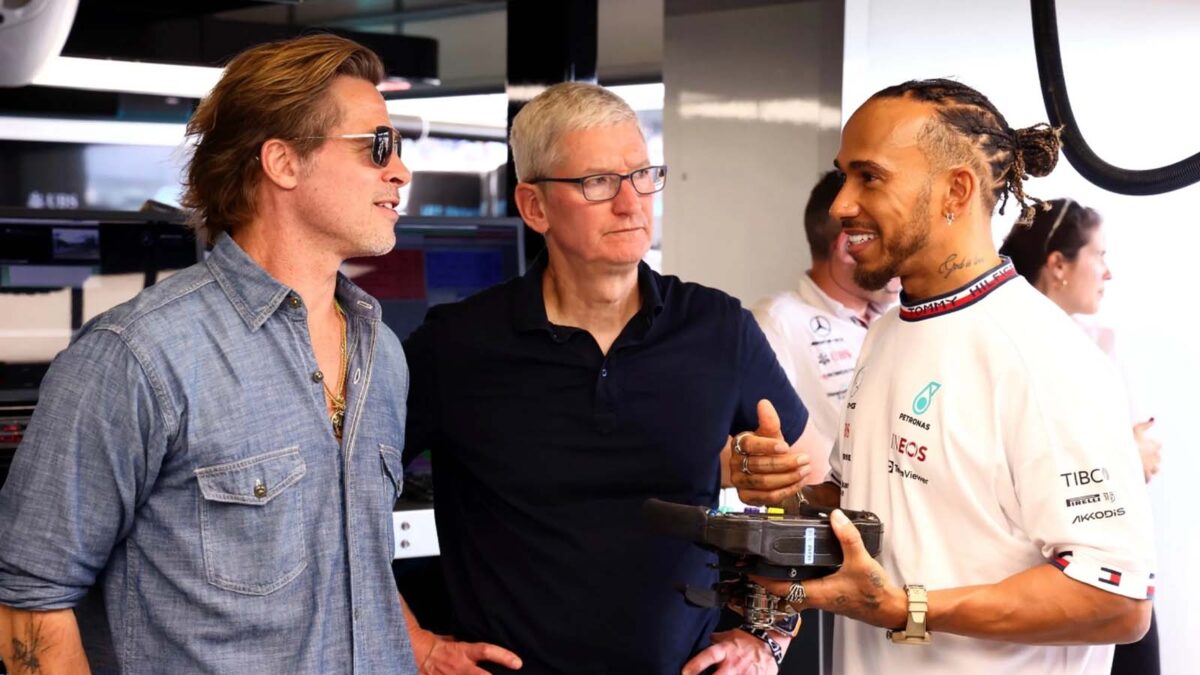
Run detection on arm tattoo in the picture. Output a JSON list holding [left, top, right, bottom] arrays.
[[938, 254, 984, 279], [11, 617, 47, 674], [861, 593, 882, 611]]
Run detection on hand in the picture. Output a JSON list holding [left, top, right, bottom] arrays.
[[417, 632, 523, 674], [752, 510, 905, 629], [1133, 418, 1161, 483], [681, 628, 781, 675], [729, 400, 811, 505]]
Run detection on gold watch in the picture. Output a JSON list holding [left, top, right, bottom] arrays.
[[887, 584, 931, 645]]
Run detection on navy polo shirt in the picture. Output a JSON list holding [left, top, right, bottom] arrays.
[[403, 257, 807, 674]]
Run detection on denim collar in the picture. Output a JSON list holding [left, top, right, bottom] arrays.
[[206, 233, 382, 331]]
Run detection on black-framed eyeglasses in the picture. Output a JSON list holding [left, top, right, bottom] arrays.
[[530, 165, 668, 202], [293, 125, 402, 167]]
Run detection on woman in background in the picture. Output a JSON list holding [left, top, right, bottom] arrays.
[[1001, 198, 1161, 675]]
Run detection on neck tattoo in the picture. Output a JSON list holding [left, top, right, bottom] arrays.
[[938, 253, 985, 280]]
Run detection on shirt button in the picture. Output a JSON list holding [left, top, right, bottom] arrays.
[[254, 480, 267, 498], [601, 368, 608, 377], [353, 608, 360, 622], [312, 370, 324, 383], [288, 295, 301, 309]]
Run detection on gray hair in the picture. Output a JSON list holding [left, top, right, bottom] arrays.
[[510, 82, 642, 182]]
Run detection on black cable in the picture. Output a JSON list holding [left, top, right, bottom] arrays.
[[1031, 0, 1200, 195]]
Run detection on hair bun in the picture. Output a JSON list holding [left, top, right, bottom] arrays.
[[1014, 123, 1062, 178]]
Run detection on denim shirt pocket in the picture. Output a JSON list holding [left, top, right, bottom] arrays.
[[379, 444, 404, 505], [195, 447, 308, 595], [379, 444, 404, 555]]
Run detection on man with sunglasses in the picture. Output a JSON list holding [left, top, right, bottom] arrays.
[[0, 35, 418, 673], [401, 82, 821, 674]]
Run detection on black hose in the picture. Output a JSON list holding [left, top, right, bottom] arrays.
[[1031, 0, 1200, 195]]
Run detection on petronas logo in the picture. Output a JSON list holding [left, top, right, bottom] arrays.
[[912, 381, 941, 416]]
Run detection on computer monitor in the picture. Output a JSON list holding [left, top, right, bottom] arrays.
[[0, 140, 184, 212], [345, 216, 526, 504], [345, 216, 527, 342]]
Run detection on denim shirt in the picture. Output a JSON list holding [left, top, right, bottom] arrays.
[[0, 234, 416, 674]]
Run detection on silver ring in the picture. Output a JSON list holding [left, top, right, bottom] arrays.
[[733, 431, 752, 456], [785, 582, 806, 607], [741, 454, 753, 475]]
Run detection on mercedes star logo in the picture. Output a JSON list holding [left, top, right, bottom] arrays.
[[809, 315, 832, 337]]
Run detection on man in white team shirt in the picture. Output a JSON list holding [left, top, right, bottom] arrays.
[[753, 170, 900, 472], [747, 79, 1155, 674]]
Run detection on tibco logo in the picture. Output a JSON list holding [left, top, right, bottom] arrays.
[[1061, 468, 1110, 488]]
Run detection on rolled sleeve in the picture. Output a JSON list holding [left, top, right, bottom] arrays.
[[1007, 357, 1157, 601], [0, 328, 168, 609]]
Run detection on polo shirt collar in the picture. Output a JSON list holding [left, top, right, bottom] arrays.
[[796, 272, 884, 327], [512, 254, 664, 335]]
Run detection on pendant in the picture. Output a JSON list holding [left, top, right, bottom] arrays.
[[331, 409, 345, 440]]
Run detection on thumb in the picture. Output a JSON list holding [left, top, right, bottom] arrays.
[[465, 642, 523, 669], [830, 509, 866, 560], [756, 399, 784, 440], [1133, 417, 1155, 433]]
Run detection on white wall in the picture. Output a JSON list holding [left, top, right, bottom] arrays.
[[662, 0, 844, 303], [843, 1, 1200, 670]]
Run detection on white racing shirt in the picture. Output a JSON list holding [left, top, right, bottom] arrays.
[[829, 259, 1156, 675]]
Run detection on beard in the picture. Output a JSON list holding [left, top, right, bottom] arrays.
[[851, 181, 932, 291]]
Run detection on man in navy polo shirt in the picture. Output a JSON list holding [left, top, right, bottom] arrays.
[[400, 82, 820, 674]]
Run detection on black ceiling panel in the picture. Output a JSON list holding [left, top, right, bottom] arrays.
[[61, 0, 438, 80]]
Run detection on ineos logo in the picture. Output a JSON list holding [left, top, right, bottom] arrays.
[[890, 433, 927, 462]]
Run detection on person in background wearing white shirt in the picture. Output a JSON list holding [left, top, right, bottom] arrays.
[[753, 170, 900, 477], [1000, 197, 1161, 675]]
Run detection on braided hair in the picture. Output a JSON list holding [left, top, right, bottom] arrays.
[[871, 79, 1062, 224]]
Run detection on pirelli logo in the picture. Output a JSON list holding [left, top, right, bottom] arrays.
[[1065, 494, 1101, 508]]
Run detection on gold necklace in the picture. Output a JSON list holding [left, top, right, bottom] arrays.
[[323, 302, 348, 440]]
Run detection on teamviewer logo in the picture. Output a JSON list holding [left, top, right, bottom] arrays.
[[912, 381, 941, 416]]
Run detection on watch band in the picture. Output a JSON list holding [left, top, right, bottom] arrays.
[[887, 584, 931, 645], [770, 612, 801, 636]]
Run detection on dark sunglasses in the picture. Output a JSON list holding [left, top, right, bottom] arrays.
[[293, 126, 403, 167]]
